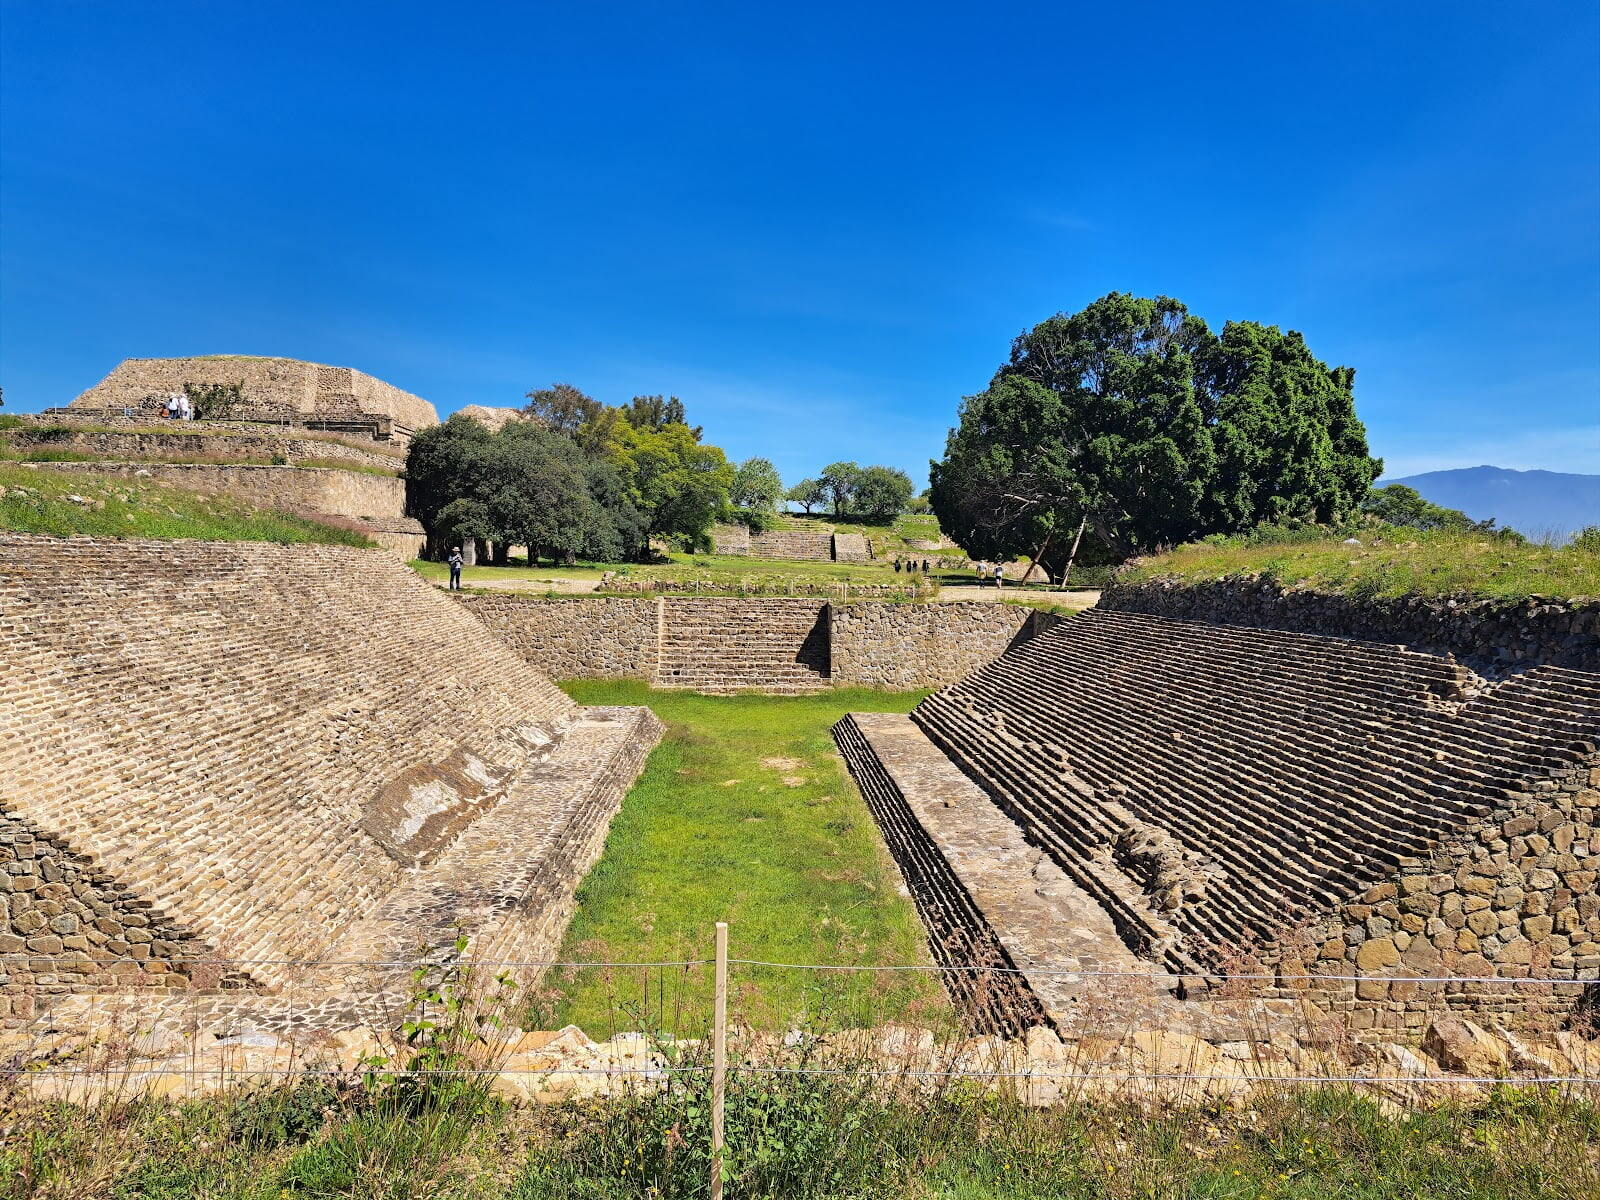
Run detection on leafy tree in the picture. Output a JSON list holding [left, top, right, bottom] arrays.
[[931, 292, 1381, 570], [731, 457, 784, 512], [523, 382, 602, 434], [1362, 484, 1495, 533], [405, 415, 498, 558], [406, 415, 637, 563], [619, 421, 735, 550], [786, 478, 827, 515], [625, 394, 702, 439], [852, 465, 914, 521], [819, 461, 861, 516]]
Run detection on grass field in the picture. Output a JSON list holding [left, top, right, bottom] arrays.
[[1125, 525, 1600, 600], [0, 463, 374, 546], [546, 681, 948, 1037]]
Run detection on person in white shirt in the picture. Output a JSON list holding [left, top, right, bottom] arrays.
[[165, 393, 182, 420], [178, 394, 193, 421]]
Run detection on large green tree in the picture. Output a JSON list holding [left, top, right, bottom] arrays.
[[853, 465, 914, 521], [930, 293, 1381, 569], [731, 456, 784, 513]]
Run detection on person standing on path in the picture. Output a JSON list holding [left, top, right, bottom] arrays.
[[993, 562, 1004, 589], [448, 547, 464, 590]]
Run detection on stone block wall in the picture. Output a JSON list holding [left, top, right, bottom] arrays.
[[459, 596, 661, 679], [456, 594, 1052, 691], [3, 424, 405, 471], [0, 536, 579, 1006], [1276, 768, 1600, 1036], [829, 604, 1053, 690], [1103, 575, 1600, 675], [29, 461, 407, 524], [0, 812, 238, 1022]]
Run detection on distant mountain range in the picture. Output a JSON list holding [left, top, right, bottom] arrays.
[[1377, 466, 1600, 542]]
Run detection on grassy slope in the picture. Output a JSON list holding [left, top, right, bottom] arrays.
[[548, 681, 948, 1037], [0, 463, 374, 546], [1125, 527, 1600, 600]]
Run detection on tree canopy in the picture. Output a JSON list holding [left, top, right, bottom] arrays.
[[731, 457, 784, 513], [930, 292, 1381, 569], [522, 382, 602, 433], [853, 465, 914, 521], [786, 478, 827, 515], [409, 393, 733, 561]]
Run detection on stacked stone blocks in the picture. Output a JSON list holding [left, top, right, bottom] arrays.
[[0, 535, 660, 1029]]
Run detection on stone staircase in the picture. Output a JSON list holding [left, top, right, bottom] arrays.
[[746, 529, 835, 561], [652, 598, 831, 693]]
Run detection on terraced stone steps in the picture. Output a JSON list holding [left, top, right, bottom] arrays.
[[653, 598, 830, 693], [910, 608, 1600, 966]]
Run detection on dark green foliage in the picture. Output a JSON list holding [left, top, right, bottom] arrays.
[[931, 292, 1382, 568], [406, 416, 642, 562], [625, 395, 702, 440], [852, 465, 914, 520], [522, 382, 603, 434]]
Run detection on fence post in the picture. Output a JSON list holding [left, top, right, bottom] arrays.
[[710, 920, 729, 1200]]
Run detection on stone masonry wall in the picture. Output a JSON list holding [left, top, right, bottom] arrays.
[[456, 595, 1051, 691], [459, 596, 661, 679], [1103, 575, 1599, 675], [0, 535, 578, 1002], [3, 425, 405, 471], [0, 812, 219, 1023], [1274, 767, 1600, 1038], [29, 461, 407, 524], [830, 604, 1056, 690]]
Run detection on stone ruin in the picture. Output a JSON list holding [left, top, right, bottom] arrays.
[[0, 534, 661, 1035], [57, 356, 438, 445], [836, 606, 1600, 1043]]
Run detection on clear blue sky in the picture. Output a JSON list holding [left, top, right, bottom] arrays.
[[3, 1, 1596, 487]]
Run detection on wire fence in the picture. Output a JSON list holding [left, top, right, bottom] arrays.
[[6, 938, 1597, 1092]]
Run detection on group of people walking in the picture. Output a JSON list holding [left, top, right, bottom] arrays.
[[161, 392, 195, 421], [894, 558, 933, 574]]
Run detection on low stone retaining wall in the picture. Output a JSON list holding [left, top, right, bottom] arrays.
[[457, 594, 1053, 690], [829, 604, 1056, 689], [1102, 576, 1599, 675], [462, 596, 661, 679]]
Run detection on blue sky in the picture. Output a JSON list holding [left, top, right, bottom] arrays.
[[2, 1, 1596, 487]]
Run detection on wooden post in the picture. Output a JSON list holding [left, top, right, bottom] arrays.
[[710, 921, 729, 1200]]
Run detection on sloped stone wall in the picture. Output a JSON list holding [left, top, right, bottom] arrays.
[[1103, 576, 1599, 675], [0, 536, 579, 1003]]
